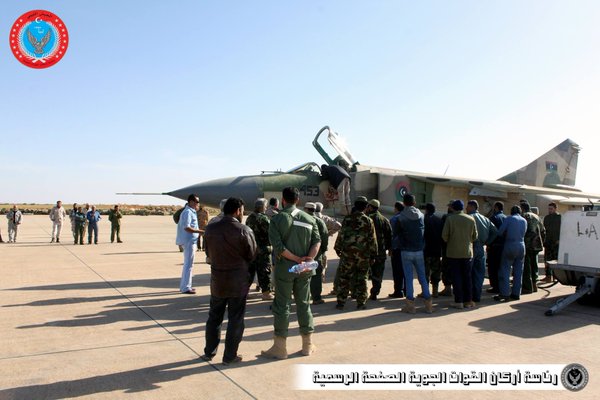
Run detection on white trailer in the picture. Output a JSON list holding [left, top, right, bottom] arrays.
[[546, 210, 600, 315]]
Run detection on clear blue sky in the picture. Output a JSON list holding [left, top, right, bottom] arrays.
[[2, 1, 600, 205]]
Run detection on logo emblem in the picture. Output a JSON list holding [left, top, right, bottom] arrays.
[[561, 363, 588, 391], [9, 10, 68, 69], [395, 183, 410, 200]]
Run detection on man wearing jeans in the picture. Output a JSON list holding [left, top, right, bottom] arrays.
[[176, 194, 203, 294], [201, 198, 256, 365], [395, 194, 433, 314]]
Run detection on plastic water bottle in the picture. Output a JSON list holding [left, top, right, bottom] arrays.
[[288, 261, 319, 274]]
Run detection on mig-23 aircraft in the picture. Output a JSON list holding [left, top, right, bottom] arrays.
[[125, 126, 600, 217]]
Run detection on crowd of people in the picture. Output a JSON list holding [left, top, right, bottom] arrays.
[[172, 186, 561, 365], [2, 190, 560, 366], [0, 201, 125, 245]]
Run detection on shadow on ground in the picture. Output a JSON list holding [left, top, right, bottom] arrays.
[[0, 359, 257, 400]]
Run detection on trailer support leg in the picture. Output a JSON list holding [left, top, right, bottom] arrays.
[[545, 276, 599, 316]]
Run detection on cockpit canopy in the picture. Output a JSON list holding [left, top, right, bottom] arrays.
[[286, 162, 322, 175]]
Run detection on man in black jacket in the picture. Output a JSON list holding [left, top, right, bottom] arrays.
[[201, 197, 257, 365]]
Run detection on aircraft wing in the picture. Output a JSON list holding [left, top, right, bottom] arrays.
[[404, 173, 600, 204]]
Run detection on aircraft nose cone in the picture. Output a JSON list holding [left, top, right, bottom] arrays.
[[168, 176, 263, 209]]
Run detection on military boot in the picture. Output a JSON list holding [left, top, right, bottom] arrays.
[[439, 286, 452, 296], [262, 291, 274, 300], [301, 334, 316, 356], [261, 336, 288, 360], [432, 283, 439, 298], [401, 299, 416, 314], [424, 298, 433, 314]]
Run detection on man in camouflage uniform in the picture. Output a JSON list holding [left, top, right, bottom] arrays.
[[245, 198, 273, 300], [542, 202, 561, 283], [261, 187, 321, 360], [520, 201, 546, 294], [366, 199, 392, 301], [334, 196, 377, 310]]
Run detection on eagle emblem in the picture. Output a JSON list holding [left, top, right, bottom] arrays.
[[561, 363, 588, 391], [27, 28, 52, 55]]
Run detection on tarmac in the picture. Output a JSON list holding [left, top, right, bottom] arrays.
[[1, 215, 599, 400]]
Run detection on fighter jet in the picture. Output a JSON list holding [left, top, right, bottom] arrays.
[[122, 126, 600, 216]]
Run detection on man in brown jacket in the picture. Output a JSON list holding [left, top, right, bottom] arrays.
[[201, 198, 257, 365]]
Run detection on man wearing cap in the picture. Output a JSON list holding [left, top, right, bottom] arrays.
[[442, 200, 478, 309], [261, 187, 321, 360], [314, 202, 341, 236], [245, 198, 273, 300], [396, 194, 433, 314], [304, 202, 329, 305], [334, 196, 377, 310], [466, 200, 497, 302], [366, 199, 392, 301]]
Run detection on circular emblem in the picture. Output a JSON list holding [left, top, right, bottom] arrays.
[[395, 183, 409, 200], [561, 363, 588, 391], [9, 10, 68, 69]]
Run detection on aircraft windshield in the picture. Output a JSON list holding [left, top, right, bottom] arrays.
[[327, 130, 357, 166], [286, 162, 322, 174]]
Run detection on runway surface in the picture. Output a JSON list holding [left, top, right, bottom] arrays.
[[1, 216, 598, 399]]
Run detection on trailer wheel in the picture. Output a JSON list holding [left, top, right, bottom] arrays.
[[576, 280, 600, 307]]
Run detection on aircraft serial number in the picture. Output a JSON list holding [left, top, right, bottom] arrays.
[[300, 185, 319, 197]]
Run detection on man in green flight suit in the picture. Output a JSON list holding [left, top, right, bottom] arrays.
[[245, 198, 273, 300], [335, 196, 378, 310], [108, 205, 123, 243], [74, 206, 87, 245], [261, 187, 321, 360]]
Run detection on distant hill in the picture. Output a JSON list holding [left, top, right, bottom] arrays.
[[0, 204, 219, 216]]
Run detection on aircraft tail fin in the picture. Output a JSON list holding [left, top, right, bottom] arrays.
[[499, 139, 580, 188]]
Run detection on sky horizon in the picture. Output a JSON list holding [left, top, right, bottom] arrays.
[[2, 1, 600, 206]]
